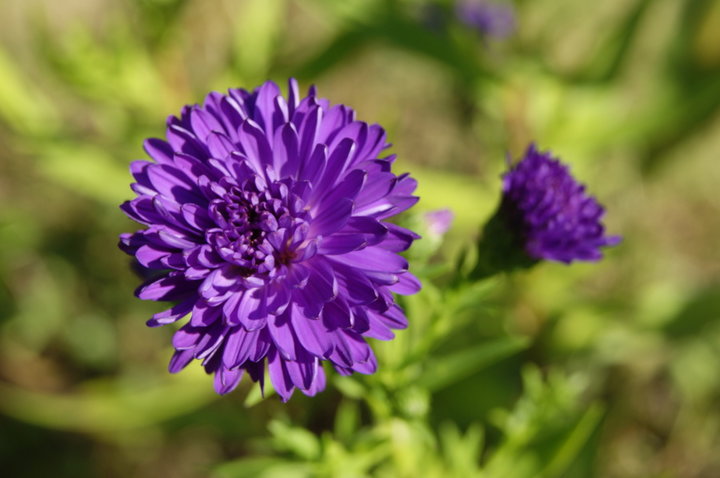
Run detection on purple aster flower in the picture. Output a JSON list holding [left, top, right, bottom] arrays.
[[473, 144, 620, 278], [502, 144, 621, 262], [455, 0, 515, 39], [119, 79, 421, 401]]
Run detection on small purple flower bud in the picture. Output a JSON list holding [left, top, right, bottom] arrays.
[[473, 144, 620, 278], [424, 209, 454, 238]]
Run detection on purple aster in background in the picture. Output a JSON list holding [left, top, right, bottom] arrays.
[[119, 79, 421, 401], [455, 0, 515, 39], [501, 144, 621, 263], [472, 144, 620, 278]]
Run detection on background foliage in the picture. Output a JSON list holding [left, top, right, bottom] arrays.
[[1, 0, 719, 476]]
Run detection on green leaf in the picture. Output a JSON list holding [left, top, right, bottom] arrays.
[[440, 422, 485, 475], [213, 458, 314, 478], [269, 420, 321, 460], [0, 48, 58, 135], [0, 366, 215, 434], [333, 375, 366, 399], [538, 403, 605, 478], [417, 336, 530, 392], [334, 399, 360, 442], [35, 143, 131, 205]]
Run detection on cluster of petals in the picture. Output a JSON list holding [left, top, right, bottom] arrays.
[[501, 144, 620, 263], [119, 79, 420, 401]]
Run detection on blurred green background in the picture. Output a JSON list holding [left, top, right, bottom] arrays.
[[1, 0, 719, 476]]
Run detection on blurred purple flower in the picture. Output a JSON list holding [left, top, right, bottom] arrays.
[[424, 209, 454, 237], [119, 79, 420, 401], [455, 0, 515, 38], [501, 144, 621, 263]]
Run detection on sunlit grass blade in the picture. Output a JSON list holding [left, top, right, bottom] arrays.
[[417, 336, 530, 392]]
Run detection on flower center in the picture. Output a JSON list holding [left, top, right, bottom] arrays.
[[206, 179, 312, 278]]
